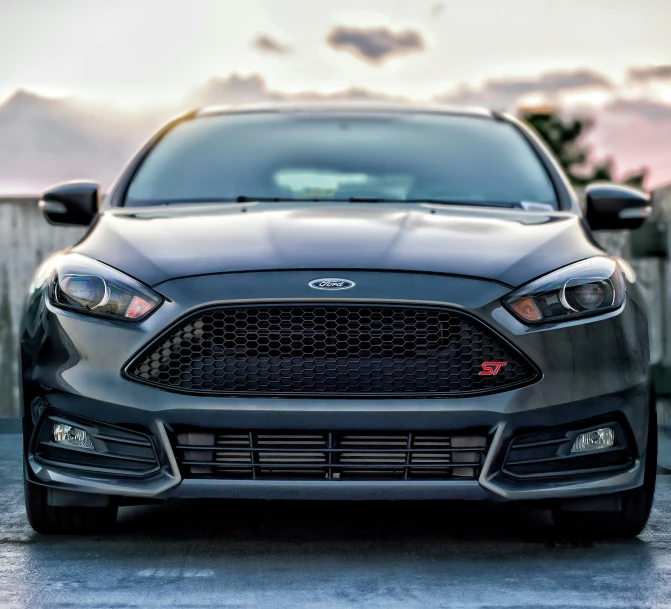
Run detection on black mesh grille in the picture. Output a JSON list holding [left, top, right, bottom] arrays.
[[126, 304, 538, 396], [175, 429, 489, 481]]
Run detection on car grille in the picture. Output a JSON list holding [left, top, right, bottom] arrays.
[[126, 304, 538, 396], [174, 429, 489, 480]]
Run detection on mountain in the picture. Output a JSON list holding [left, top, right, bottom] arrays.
[[0, 90, 168, 195]]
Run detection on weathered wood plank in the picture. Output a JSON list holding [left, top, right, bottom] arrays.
[[0, 199, 85, 416]]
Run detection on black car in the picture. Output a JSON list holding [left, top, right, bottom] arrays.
[[22, 104, 656, 537]]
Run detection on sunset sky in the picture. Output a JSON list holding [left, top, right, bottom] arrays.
[[1, 0, 670, 192], [1, 0, 670, 106]]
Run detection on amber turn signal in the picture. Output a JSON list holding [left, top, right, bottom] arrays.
[[509, 297, 542, 322]]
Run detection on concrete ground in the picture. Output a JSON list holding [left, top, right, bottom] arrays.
[[1, 424, 670, 609]]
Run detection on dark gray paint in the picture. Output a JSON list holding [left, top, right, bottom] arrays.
[[74, 203, 602, 288]]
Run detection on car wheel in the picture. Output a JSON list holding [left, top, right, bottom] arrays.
[[24, 481, 117, 535], [552, 398, 657, 539]]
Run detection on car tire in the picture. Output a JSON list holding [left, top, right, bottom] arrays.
[[552, 397, 657, 539], [24, 481, 117, 535]]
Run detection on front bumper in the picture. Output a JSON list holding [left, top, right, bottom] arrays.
[[22, 269, 651, 502], [26, 387, 647, 502]]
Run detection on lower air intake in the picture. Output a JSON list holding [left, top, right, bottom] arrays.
[[174, 429, 489, 481]]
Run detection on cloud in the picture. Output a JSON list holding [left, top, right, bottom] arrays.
[[326, 26, 424, 64], [580, 99, 671, 188], [532, 70, 613, 91], [292, 86, 401, 104], [603, 98, 671, 122], [438, 70, 613, 109], [628, 65, 671, 82], [253, 34, 291, 54], [430, 3, 445, 16], [186, 74, 399, 108], [187, 74, 282, 107]]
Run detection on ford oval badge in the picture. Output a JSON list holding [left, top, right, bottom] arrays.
[[308, 278, 356, 290]]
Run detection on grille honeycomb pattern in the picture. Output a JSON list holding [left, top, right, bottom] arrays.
[[127, 305, 537, 396]]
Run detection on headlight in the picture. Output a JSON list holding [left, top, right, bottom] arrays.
[[504, 257, 625, 324], [48, 253, 162, 321]]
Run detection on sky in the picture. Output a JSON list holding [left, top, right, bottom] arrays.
[[1, 0, 670, 107], [0, 0, 670, 193]]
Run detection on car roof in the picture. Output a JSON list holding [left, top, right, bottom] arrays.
[[195, 101, 497, 120]]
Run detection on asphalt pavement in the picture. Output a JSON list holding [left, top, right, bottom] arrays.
[[1, 426, 670, 609]]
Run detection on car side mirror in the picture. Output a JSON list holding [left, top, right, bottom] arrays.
[[585, 182, 651, 231], [38, 181, 100, 226]]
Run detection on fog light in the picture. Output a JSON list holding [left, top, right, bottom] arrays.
[[52, 424, 94, 450], [571, 427, 615, 453]]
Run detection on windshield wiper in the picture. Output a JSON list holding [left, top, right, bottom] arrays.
[[235, 196, 386, 202], [236, 196, 285, 202], [403, 199, 522, 208], [234, 196, 527, 208], [345, 198, 523, 208], [345, 197, 392, 202], [148, 196, 528, 209]]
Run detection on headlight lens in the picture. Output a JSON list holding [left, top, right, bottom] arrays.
[[49, 253, 162, 321], [504, 257, 625, 323]]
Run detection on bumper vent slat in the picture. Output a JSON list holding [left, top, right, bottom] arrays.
[[126, 304, 538, 396], [175, 429, 489, 481]]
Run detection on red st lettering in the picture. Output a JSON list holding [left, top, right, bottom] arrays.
[[479, 362, 508, 376]]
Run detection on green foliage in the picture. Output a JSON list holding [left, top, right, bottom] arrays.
[[521, 110, 647, 189]]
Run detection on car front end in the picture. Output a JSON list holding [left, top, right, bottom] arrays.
[[21, 105, 655, 537]]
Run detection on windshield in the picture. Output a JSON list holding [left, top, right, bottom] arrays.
[[125, 112, 558, 208]]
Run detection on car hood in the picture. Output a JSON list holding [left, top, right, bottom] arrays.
[[75, 202, 603, 288]]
